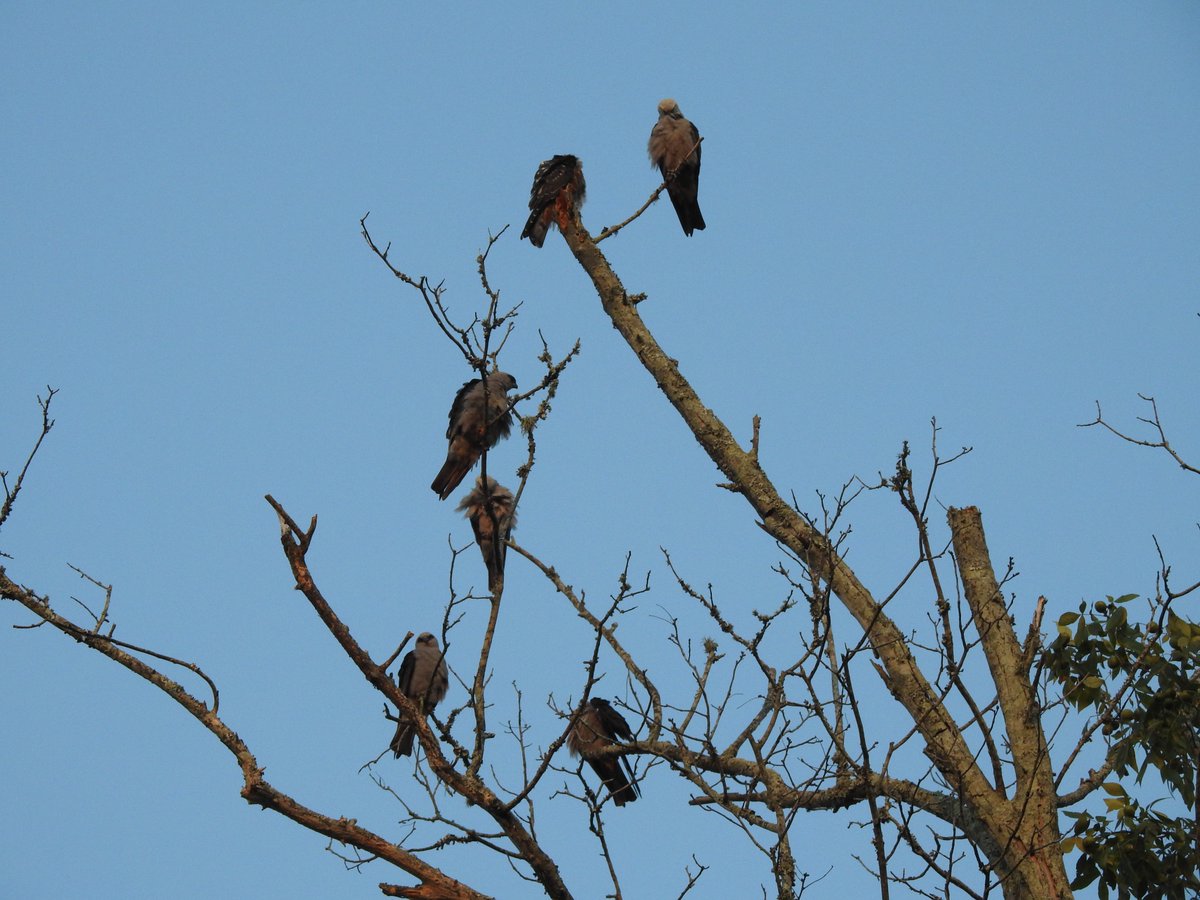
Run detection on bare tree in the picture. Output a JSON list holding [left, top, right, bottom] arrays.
[[3, 167, 1197, 900]]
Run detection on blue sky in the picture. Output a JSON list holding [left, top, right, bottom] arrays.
[[3, 3, 1199, 898]]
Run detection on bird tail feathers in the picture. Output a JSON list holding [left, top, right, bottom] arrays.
[[590, 759, 640, 806], [431, 459, 471, 500], [521, 211, 549, 247], [391, 724, 415, 758]]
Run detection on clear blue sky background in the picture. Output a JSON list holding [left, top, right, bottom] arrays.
[[3, 3, 1198, 898]]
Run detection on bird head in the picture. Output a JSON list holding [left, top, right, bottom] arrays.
[[489, 371, 518, 393]]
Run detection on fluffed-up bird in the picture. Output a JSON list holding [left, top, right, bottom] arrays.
[[568, 697, 641, 806], [391, 632, 449, 758], [520, 154, 586, 247], [430, 371, 518, 501], [648, 98, 705, 236], [457, 476, 517, 592]]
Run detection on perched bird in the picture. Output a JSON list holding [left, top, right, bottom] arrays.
[[457, 476, 517, 592], [568, 697, 640, 806], [430, 371, 519, 501], [648, 98, 706, 236], [391, 632, 450, 758], [520, 154, 587, 247]]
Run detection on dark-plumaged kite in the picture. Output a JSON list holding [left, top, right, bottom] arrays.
[[520, 154, 586, 248], [457, 475, 517, 592], [568, 697, 640, 806], [391, 632, 450, 758], [648, 98, 705, 236], [430, 371, 518, 501]]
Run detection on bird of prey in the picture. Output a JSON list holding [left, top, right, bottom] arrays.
[[648, 98, 706, 236], [391, 632, 449, 758], [568, 697, 640, 806], [520, 154, 586, 247], [430, 371, 519, 501], [457, 476, 517, 592]]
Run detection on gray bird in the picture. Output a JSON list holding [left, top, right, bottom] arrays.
[[648, 98, 706, 236], [430, 371, 518, 501], [457, 476, 517, 592], [568, 697, 640, 806], [521, 155, 587, 248], [391, 632, 449, 758]]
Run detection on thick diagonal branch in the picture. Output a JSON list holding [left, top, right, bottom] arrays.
[[556, 212, 1070, 897], [558, 212, 988, 794]]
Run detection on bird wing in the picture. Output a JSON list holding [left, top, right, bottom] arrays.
[[592, 697, 635, 742], [396, 648, 416, 696]]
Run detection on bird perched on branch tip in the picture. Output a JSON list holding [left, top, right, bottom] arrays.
[[648, 98, 705, 236]]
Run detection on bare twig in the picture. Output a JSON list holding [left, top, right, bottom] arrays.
[[1081, 395, 1200, 475], [0, 387, 57, 532]]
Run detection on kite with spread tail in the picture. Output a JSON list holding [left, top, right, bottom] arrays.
[[457, 476, 516, 592], [648, 98, 706, 236], [391, 632, 449, 758], [568, 697, 641, 806], [521, 154, 586, 247], [430, 371, 518, 500]]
